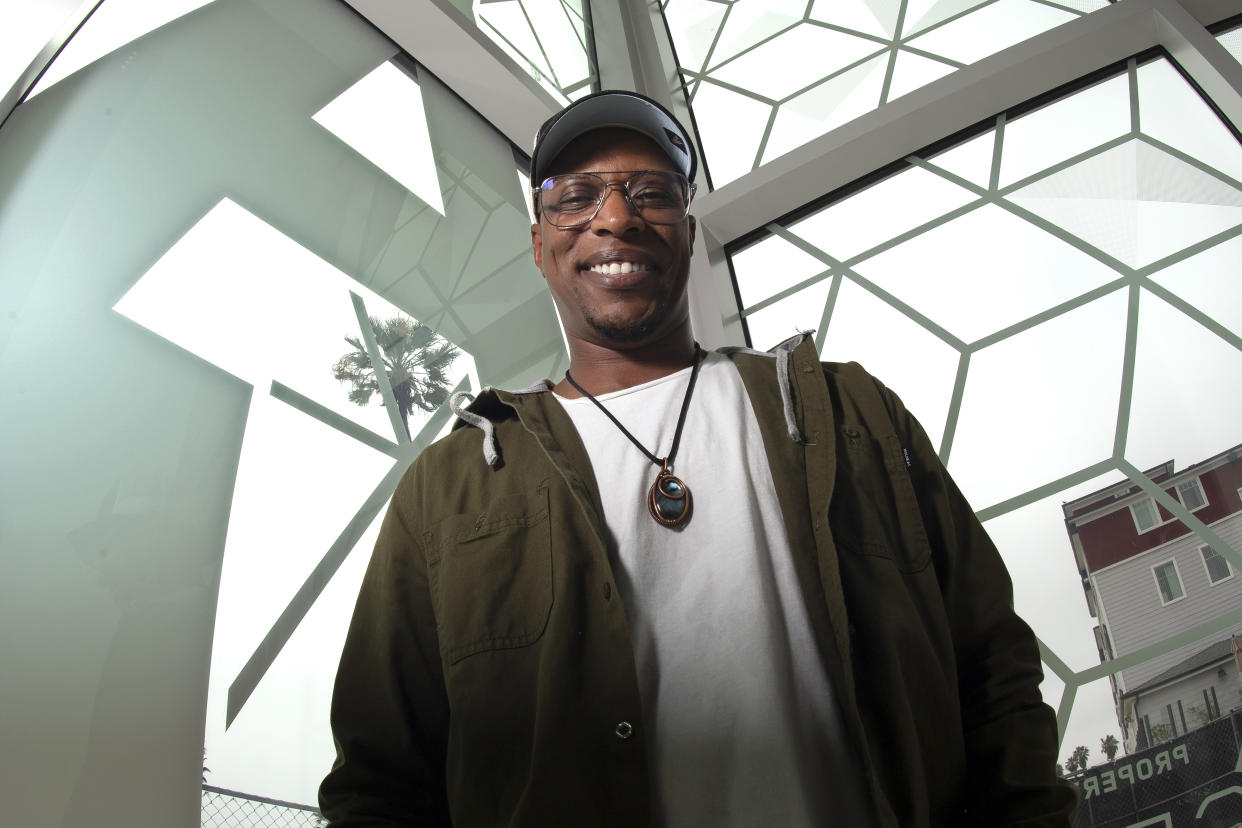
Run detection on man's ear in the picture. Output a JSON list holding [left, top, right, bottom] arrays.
[[688, 214, 697, 249], [531, 222, 544, 273]]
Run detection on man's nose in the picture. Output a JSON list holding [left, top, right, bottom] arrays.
[[591, 183, 643, 232]]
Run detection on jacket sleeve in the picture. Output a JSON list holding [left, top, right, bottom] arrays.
[[319, 458, 452, 826], [875, 378, 1079, 827]]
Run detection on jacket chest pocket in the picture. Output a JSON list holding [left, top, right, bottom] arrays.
[[829, 425, 931, 573], [425, 487, 552, 665]]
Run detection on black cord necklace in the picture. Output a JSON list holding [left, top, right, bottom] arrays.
[[564, 344, 703, 528]]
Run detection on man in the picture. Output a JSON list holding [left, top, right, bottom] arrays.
[[319, 90, 1077, 827]]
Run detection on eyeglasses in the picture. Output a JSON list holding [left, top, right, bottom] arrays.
[[536, 170, 696, 229]]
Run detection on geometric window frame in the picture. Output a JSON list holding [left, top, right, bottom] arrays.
[[1152, 558, 1187, 605]]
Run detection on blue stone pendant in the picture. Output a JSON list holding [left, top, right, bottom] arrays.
[[648, 464, 692, 527]]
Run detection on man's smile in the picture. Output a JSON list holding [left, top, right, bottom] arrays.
[[585, 261, 652, 276]]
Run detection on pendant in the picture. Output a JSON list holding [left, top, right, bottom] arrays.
[[648, 462, 692, 528]]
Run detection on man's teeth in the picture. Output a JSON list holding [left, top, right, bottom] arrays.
[[587, 262, 651, 275]]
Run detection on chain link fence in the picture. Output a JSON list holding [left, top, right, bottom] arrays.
[[201, 784, 325, 827]]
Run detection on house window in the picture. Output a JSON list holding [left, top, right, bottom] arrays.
[[1130, 479, 1208, 533], [1201, 545, 1233, 584], [1152, 560, 1185, 604], [1132, 498, 1160, 532], [1177, 478, 1207, 511]]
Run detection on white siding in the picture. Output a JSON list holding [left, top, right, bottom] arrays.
[[1135, 663, 1242, 741], [1091, 513, 1242, 690]]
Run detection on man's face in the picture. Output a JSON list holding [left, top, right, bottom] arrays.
[[531, 128, 696, 349]]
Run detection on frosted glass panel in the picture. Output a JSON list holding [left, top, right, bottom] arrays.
[[787, 165, 977, 262], [854, 203, 1120, 342], [997, 74, 1131, 188], [665, 0, 1108, 185], [732, 232, 830, 310], [950, 291, 1127, 509], [818, 280, 959, 445], [470, 0, 596, 103], [0, 1, 559, 824]]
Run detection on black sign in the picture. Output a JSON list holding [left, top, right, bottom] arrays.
[[1072, 711, 1242, 827]]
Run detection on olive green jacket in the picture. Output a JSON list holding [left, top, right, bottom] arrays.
[[320, 334, 1078, 827]]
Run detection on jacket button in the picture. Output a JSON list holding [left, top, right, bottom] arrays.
[[614, 721, 634, 740]]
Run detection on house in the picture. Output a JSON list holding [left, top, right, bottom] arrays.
[[1063, 444, 1242, 753]]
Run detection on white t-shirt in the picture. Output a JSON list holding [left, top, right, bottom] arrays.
[[555, 351, 871, 827]]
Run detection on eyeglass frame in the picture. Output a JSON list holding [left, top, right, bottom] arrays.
[[533, 169, 697, 229]]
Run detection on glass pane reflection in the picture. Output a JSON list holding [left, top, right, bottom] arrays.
[[0, 0, 560, 820]]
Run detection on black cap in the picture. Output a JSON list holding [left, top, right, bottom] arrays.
[[530, 90, 697, 185]]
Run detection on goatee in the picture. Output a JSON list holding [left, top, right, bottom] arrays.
[[584, 304, 669, 344]]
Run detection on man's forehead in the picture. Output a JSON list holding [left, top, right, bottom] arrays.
[[545, 127, 677, 175]]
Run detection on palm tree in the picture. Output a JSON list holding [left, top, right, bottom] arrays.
[[1065, 745, 1090, 774], [1100, 734, 1119, 762], [333, 314, 459, 439]]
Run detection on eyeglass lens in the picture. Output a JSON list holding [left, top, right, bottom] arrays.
[[539, 171, 690, 227]]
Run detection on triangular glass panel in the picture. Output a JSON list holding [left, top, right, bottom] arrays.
[[665, 0, 730, 75], [809, 0, 898, 39], [314, 61, 446, 215], [903, 0, 991, 38], [1148, 235, 1242, 339], [518, 0, 590, 90], [712, 23, 881, 101], [1138, 58, 1242, 186], [708, 0, 804, 68], [998, 74, 1130, 188], [1008, 140, 1242, 269], [762, 56, 889, 164]]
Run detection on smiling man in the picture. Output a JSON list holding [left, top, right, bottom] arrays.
[[319, 91, 1077, 827]]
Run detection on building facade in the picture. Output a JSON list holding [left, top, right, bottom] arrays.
[[1065, 445, 1242, 753]]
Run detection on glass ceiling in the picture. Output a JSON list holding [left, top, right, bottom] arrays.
[[448, 0, 597, 104], [731, 51, 1242, 760], [663, 0, 1112, 186]]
